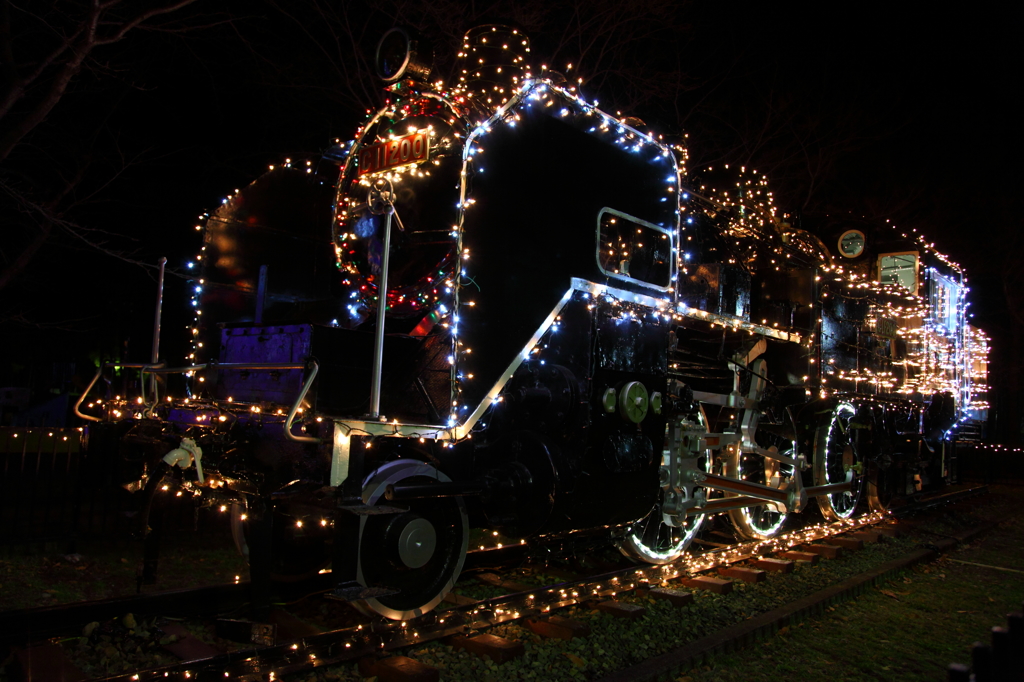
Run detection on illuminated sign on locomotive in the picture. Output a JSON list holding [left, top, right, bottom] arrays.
[[357, 130, 430, 175]]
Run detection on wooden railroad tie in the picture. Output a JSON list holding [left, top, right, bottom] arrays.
[[647, 587, 694, 607], [448, 633, 525, 663], [750, 557, 795, 573], [718, 566, 767, 583], [679, 576, 733, 595], [849, 530, 886, 544], [13, 643, 87, 682], [874, 525, 903, 538], [596, 600, 647, 619], [160, 622, 223, 660], [800, 544, 844, 559], [777, 550, 819, 564], [829, 536, 865, 551], [376, 655, 441, 682], [524, 615, 591, 640]]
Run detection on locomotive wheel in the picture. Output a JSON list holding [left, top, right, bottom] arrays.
[[618, 410, 710, 564], [866, 462, 896, 512], [726, 416, 797, 539], [814, 402, 864, 520], [355, 460, 469, 620], [230, 499, 333, 582]]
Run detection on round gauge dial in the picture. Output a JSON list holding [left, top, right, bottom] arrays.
[[618, 381, 650, 424], [838, 229, 866, 258]]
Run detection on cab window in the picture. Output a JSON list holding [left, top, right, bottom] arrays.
[[597, 208, 673, 290], [878, 252, 918, 294]]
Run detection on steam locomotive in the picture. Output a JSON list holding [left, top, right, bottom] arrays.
[[75, 26, 988, 620]]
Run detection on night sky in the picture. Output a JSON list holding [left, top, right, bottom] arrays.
[[1, 1, 1019, 435]]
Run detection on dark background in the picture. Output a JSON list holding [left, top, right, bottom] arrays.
[[1, 1, 1019, 440]]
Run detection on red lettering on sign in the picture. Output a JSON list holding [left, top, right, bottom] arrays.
[[358, 131, 430, 176]]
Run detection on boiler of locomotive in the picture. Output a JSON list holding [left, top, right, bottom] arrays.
[[333, 87, 468, 327]]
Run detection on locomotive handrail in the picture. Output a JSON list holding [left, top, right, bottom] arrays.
[[73, 365, 108, 422], [73, 362, 172, 422], [283, 359, 321, 444], [73, 361, 311, 423]]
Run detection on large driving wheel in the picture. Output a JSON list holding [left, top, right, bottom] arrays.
[[618, 410, 710, 564], [727, 414, 797, 539], [864, 408, 894, 512], [356, 460, 468, 620], [866, 462, 896, 512], [814, 402, 864, 520]]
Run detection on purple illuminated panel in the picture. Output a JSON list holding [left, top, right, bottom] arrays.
[[216, 324, 312, 404]]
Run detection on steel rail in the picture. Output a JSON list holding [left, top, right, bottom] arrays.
[[20, 484, 988, 681], [0, 582, 253, 648], [80, 506, 911, 680]]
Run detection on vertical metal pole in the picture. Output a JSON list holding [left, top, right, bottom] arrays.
[[255, 264, 268, 324], [369, 211, 393, 419], [150, 257, 167, 397]]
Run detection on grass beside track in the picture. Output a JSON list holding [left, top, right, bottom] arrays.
[[0, 533, 247, 611], [678, 486, 1024, 682]]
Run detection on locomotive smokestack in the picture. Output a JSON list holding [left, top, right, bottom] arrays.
[[454, 25, 532, 108]]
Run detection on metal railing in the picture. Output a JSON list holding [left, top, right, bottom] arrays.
[[73, 359, 322, 444]]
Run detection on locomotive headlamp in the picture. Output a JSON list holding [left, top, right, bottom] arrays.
[[375, 27, 433, 83], [367, 178, 395, 215]]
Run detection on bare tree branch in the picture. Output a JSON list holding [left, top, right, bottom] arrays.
[[0, 0, 200, 164]]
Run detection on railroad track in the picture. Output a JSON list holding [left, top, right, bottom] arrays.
[[3, 483, 990, 682]]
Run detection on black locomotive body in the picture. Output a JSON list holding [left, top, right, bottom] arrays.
[[76, 26, 988, 620]]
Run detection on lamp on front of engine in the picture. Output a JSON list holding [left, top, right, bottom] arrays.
[[375, 27, 433, 83]]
